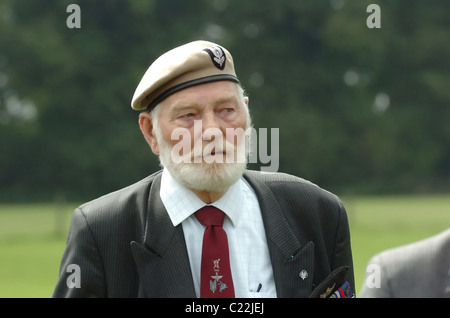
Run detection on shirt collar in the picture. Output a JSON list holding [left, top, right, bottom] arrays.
[[160, 168, 243, 227]]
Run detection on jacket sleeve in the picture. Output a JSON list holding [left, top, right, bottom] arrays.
[[53, 207, 106, 297], [332, 198, 356, 293]]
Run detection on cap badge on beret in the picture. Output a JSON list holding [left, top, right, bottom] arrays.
[[203, 46, 226, 70]]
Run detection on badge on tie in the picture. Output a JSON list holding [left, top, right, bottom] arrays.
[[196, 206, 235, 298]]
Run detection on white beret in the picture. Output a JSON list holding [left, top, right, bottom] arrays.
[[131, 40, 240, 111]]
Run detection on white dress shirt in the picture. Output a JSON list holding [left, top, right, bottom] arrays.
[[160, 168, 277, 298]]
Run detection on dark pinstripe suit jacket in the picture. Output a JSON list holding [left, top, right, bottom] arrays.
[[53, 170, 354, 297]]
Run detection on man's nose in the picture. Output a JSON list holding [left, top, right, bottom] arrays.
[[201, 112, 223, 140]]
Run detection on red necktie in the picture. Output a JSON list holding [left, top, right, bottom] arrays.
[[195, 206, 235, 298]]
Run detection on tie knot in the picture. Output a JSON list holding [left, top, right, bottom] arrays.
[[195, 206, 225, 227]]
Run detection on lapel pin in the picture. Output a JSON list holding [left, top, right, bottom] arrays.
[[299, 270, 308, 280]]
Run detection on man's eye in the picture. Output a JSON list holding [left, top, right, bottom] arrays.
[[180, 113, 195, 118]]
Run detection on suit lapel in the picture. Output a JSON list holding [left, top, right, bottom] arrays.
[[131, 170, 315, 297], [244, 171, 315, 297], [130, 173, 196, 297]]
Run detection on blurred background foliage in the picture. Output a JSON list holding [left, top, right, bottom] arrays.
[[0, 0, 449, 202]]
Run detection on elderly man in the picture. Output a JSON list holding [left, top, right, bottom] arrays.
[[53, 40, 354, 298]]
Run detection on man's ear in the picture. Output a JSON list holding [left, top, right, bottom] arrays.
[[244, 96, 249, 106], [138, 112, 159, 155]]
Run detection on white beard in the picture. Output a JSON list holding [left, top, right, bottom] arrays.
[[155, 127, 249, 193]]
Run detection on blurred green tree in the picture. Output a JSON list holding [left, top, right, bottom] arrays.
[[0, 0, 448, 201]]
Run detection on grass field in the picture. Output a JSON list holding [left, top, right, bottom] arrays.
[[0, 195, 449, 297]]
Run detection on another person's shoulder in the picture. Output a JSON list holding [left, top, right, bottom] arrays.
[[369, 228, 450, 267], [360, 229, 450, 297]]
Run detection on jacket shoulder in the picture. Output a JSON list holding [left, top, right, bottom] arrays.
[[369, 228, 450, 268], [245, 169, 314, 184], [244, 170, 342, 205], [80, 171, 161, 210], [74, 170, 162, 227]]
